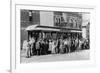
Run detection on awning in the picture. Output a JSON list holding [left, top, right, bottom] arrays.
[[25, 25, 60, 31]]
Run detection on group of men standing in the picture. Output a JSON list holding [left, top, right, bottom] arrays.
[[22, 36, 83, 58]]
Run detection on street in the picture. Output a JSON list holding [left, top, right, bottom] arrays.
[[20, 50, 89, 63]]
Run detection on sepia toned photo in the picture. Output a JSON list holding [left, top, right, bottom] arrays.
[[20, 9, 90, 63]]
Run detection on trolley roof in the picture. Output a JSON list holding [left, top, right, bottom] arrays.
[[26, 24, 82, 33]]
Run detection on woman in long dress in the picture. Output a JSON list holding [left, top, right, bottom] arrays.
[[49, 40, 52, 54], [23, 40, 31, 58], [28, 38, 35, 56], [78, 39, 83, 51], [51, 41, 56, 54]]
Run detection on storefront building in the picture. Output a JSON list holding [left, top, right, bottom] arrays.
[[21, 10, 83, 49]]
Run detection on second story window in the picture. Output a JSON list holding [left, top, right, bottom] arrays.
[[29, 10, 33, 22]]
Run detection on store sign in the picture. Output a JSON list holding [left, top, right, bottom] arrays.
[[54, 12, 82, 29]]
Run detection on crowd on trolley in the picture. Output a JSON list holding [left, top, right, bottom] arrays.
[[22, 35, 89, 58]]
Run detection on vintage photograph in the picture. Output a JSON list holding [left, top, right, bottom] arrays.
[[20, 9, 90, 63]]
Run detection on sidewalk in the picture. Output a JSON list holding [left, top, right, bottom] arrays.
[[20, 50, 90, 63]]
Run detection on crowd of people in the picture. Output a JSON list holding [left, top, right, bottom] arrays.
[[22, 36, 89, 58]]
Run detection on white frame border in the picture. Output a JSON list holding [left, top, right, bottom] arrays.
[[11, 1, 96, 73]]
